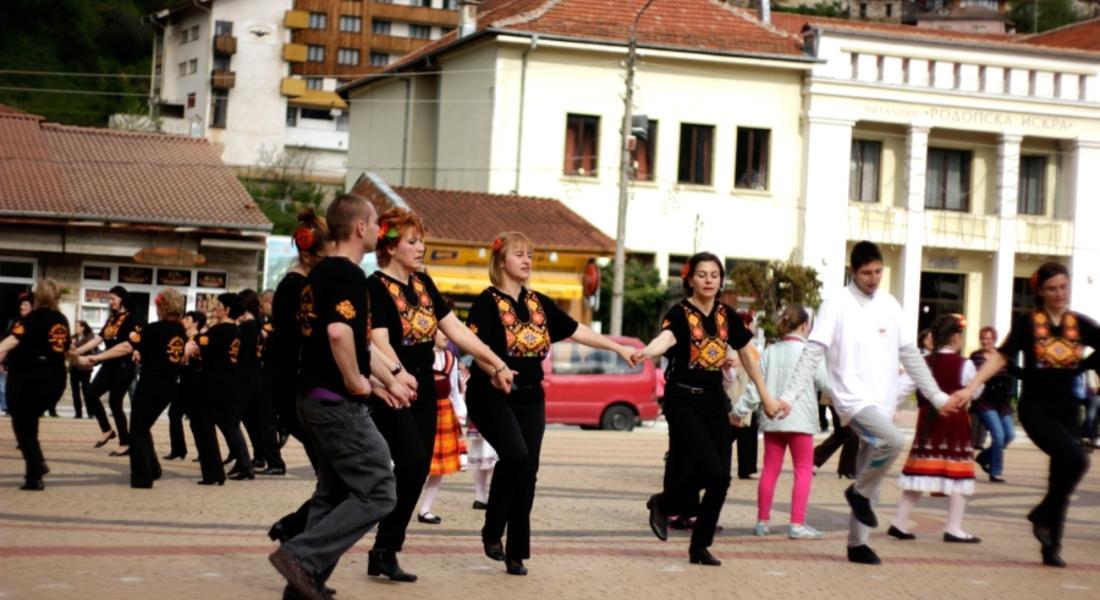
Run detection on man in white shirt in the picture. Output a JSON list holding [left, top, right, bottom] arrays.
[[779, 241, 966, 564]]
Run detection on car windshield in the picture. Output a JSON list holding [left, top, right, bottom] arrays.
[[550, 341, 642, 375]]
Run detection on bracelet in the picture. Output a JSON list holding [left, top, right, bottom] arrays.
[[491, 364, 506, 376]]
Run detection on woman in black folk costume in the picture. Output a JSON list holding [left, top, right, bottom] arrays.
[[267, 209, 329, 544], [636, 252, 782, 566], [465, 231, 636, 576], [78, 289, 188, 488], [74, 285, 137, 454], [365, 208, 514, 582], [236, 288, 275, 476], [956, 262, 1098, 567], [0, 278, 70, 491]]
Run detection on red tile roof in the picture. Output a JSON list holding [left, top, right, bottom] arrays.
[[1024, 17, 1100, 51], [0, 112, 271, 232], [352, 177, 615, 252]]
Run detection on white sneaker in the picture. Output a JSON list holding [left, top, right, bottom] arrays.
[[788, 523, 823, 539], [754, 521, 770, 536]]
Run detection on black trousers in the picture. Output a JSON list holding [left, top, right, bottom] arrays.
[[8, 373, 64, 483], [369, 369, 437, 553], [215, 373, 252, 473], [1019, 399, 1090, 550], [252, 364, 285, 469], [657, 383, 732, 550], [192, 373, 227, 484], [86, 362, 134, 444], [466, 380, 545, 560], [70, 367, 91, 418], [129, 371, 179, 488], [731, 412, 758, 478], [238, 368, 273, 467], [813, 406, 859, 477], [166, 387, 188, 458]]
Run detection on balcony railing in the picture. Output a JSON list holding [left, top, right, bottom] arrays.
[[370, 3, 458, 27], [213, 34, 237, 55], [284, 10, 309, 29], [211, 70, 236, 90]]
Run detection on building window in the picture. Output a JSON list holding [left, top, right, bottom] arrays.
[[309, 12, 327, 29], [1028, 70, 1037, 95], [876, 55, 884, 82], [300, 108, 333, 120], [925, 148, 972, 211], [849, 140, 881, 203], [190, 26, 200, 41], [902, 57, 910, 84], [214, 20, 233, 36], [177, 61, 187, 77], [307, 45, 325, 62], [372, 20, 392, 35], [1012, 276, 1038, 322], [928, 60, 936, 86], [337, 48, 360, 66], [212, 55, 230, 72], [631, 120, 658, 182], [978, 65, 987, 91], [1004, 68, 1013, 94], [678, 123, 714, 186], [186, 92, 195, 108], [919, 272, 965, 332], [859, 3, 867, 18], [369, 51, 389, 66], [953, 63, 962, 90], [735, 127, 769, 191], [0, 258, 35, 330], [188, 59, 198, 75], [286, 106, 297, 126], [339, 16, 362, 32], [210, 94, 228, 129], [410, 24, 431, 39], [668, 254, 690, 288], [886, 3, 893, 17], [563, 114, 599, 176], [305, 77, 323, 90], [1018, 155, 1046, 216]]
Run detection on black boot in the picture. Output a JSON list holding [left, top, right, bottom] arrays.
[[367, 549, 417, 582]]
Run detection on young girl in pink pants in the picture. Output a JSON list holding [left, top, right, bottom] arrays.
[[732, 306, 831, 539]]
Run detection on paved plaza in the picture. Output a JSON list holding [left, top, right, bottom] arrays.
[[1, 409, 1098, 600]]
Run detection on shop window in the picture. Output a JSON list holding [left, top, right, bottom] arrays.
[[925, 148, 971, 211], [563, 114, 599, 176], [849, 140, 881, 203], [918, 272, 965, 332], [1017, 155, 1046, 216], [735, 127, 769, 190], [677, 123, 713, 185], [0, 257, 36, 332]]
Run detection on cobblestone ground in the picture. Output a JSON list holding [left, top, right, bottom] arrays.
[[0, 409, 1097, 600]]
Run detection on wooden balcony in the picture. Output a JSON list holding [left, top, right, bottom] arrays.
[[211, 69, 236, 90], [213, 34, 237, 55], [370, 34, 435, 54], [284, 10, 309, 29], [283, 43, 308, 63], [281, 77, 307, 97], [370, 4, 458, 28]]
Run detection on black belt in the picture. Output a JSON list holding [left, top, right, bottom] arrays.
[[674, 382, 707, 395]]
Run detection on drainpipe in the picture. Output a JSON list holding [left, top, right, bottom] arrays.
[[513, 35, 539, 194], [401, 76, 412, 185]]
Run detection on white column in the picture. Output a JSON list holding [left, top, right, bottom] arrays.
[[900, 124, 930, 334], [800, 114, 855, 300], [991, 134, 1021, 340], [1068, 138, 1100, 312]]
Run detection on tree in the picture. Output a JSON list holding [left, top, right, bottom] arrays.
[[242, 150, 327, 235], [595, 259, 670, 341], [729, 261, 823, 341], [1008, 0, 1084, 33]]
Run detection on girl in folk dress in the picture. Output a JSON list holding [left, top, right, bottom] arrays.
[[416, 330, 468, 524], [889, 314, 983, 543]]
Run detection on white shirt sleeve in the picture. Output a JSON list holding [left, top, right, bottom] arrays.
[[898, 344, 950, 409], [961, 359, 984, 400], [896, 371, 916, 406]]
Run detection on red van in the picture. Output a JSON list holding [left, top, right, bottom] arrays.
[[541, 336, 661, 431]]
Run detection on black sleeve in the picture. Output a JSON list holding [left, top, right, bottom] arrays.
[[660, 305, 684, 337], [366, 274, 395, 330], [325, 271, 368, 328], [997, 314, 1031, 362], [466, 290, 499, 348], [539, 292, 578, 343], [116, 314, 137, 342], [421, 274, 452, 321], [272, 279, 300, 337], [724, 305, 754, 351]]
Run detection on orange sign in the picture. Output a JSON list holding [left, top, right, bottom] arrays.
[[134, 247, 207, 267]]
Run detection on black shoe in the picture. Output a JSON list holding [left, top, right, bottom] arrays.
[[229, 470, 255, 481], [19, 480, 44, 491], [94, 431, 117, 448], [367, 549, 417, 582], [1027, 509, 1055, 548], [989, 475, 1006, 483], [688, 546, 721, 566], [977, 458, 991, 475], [196, 479, 225, 486], [647, 493, 668, 541], [260, 466, 287, 476], [417, 512, 442, 524], [270, 547, 329, 600], [278, 431, 290, 449], [269, 521, 290, 543], [887, 525, 915, 540], [943, 532, 981, 543], [505, 558, 527, 575], [483, 540, 506, 561], [253, 458, 267, 470], [845, 484, 877, 528], [847, 544, 881, 565], [472, 500, 489, 510], [1041, 546, 1066, 567], [163, 453, 186, 460], [668, 515, 693, 530], [838, 473, 856, 480], [108, 448, 130, 457], [40, 461, 50, 476]]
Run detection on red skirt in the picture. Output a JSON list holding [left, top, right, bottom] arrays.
[[898, 404, 975, 495], [430, 398, 466, 476]]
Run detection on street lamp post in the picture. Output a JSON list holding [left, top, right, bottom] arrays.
[[610, 0, 656, 336]]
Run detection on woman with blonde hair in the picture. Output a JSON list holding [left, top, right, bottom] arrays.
[[79, 289, 188, 488], [733, 305, 831, 540], [0, 278, 70, 490], [466, 231, 636, 576]]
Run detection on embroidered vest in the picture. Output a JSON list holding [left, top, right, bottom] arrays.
[[684, 302, 729, 371], [102, 312, 127, 342], [493, 289, 551, 358], [1032, 309, 1083, 369], [384, 274, 437, 346]]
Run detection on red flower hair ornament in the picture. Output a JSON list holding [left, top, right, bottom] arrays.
[[491, 237, 505, 253], [377, 222, 401, 242], [154, 293, 164, 306], [293, 226, 315, 252], [680, 263, 692, 279]]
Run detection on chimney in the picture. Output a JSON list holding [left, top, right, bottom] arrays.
[[757, 0, 771, 25], [459, 0, 480, 38]]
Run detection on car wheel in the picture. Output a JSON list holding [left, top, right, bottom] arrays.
[[601, 405, 635, 432]]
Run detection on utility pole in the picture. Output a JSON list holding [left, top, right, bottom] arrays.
[[610, 0, 655, 336]]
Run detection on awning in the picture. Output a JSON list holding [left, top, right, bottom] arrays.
[[289, 90, 348, 110], [425, 265, 583, 300]]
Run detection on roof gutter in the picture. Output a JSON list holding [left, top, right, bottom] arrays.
[[818, 26, 1100, 62], [0, 210, 272, 234]]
